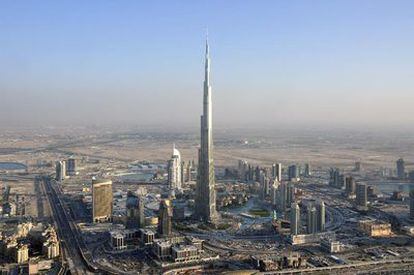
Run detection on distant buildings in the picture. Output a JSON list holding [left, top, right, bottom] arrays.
[[356, 183, 368, 209], [354, 161, 362, 172], [92, 178, 113, 223], [158, 199, 173, 237], [396, 158, 405, 180], [167, 145, 182, 191]]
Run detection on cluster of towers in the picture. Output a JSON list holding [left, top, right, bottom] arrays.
[[290, 200, 325, 236], [55, 157, 77, 181]]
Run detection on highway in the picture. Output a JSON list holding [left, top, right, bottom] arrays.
[[42, 176, 92, 274]]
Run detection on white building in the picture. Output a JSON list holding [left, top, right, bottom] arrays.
[[167, 144, 182, 191]]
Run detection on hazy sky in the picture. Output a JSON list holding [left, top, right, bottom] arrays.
[[1, 1, 414, 129]]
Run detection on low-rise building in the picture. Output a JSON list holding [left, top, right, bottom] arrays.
[[172, 245, 199, 262], [358, 220, 392, 237]]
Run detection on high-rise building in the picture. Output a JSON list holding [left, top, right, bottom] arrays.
[[92, 179, 113, 223], [195, 38, 218, 223], [55, 161, 66, 182], [316, 201, 325, 232], [126, 191, 145, 229], [271, 163, 282, 181], [158, 199, 173, 237], [278, 182, 288, 212], [287, 182, 295, 206], [167, 144, 182, 191], [239, 160, 248, 181], [410, 190, 414, 219], [66, 157, 77, 176], [356, 183, 367, 208], [271, 180, 280, 206], [345, 176, 356, 195], [307, 205, 317, 234], [288, 165, 300, 182], [329, 168, 345, 188], [354, 161, 361, 172], [397, 158, 405, 180], [290, 202, 300, 235], [304, 163, 311, 177]]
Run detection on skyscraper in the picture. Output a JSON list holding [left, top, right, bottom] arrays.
[[356, 183, 368, 208], [272, 163, 282, 181], [410, 190, 414, 220], [167, 144, 182, 191], [55, 161, 66, 182], [92, 179, 113, 223], [66, 157, 77, 176], [290, 202, 300, 235], [397, 158, 405, 180], [307, 204, 317, 234], [195, 38, 217, 223], [126, 191, 145, 229], [158, 199, 173, 237], [288, 165, 300, 182], [316, 200, 326, 232]]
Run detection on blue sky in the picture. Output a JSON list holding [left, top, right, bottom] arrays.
[[1, 1, 414, 128]]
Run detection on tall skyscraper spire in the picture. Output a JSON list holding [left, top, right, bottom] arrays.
[[195, 36, 217, 223]]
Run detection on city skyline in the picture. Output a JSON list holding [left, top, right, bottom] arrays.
[[1, 1, 414, 129]]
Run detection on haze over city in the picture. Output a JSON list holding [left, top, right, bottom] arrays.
[[1, 1, 414, 129]]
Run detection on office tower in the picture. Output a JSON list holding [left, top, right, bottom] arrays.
[[288, 165, 299, 181], [290, 202, 300, 235], [356, 183, 367, 208], [271, 180, 280, 206], [55, 161, 66, 181], [238, 160, 248, 181], [271, 163, 282, 181], [167, 144, 182, 190], [287, 182, 295, 206], [92, 178, 113, 223], [410, 190, 414, 219], [195, 38, 217, 223], [158, 199, 173, 237], [316, 201, 326, 232], [345, 176, 356, 194], [67, 157, 77, 176], [397, 158, 405, 180], [255, 166, 262, 182], [329, 168, 345, 188], [278, 182, 288, 212], [126, 191, 145, 229], [304, 163, 311, 177], [307, 205, 317, 234]]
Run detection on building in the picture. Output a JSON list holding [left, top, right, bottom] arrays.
[[307, 205, 317, 234], [358, 220, 392, 237], [290, 202, 300, 235], [66, 157, 77, 176], [153, 240, 172, 260], [167, 145, 182, 191], [316, 201, 325, 232], [92, 178, 113, 223], [354, 161, 361, 172], [329, 168, 344, 188], [158, 199, 173, 237], [109, 231, 127, 250], [397, 158, 405, 179], [15, 243, 29, 264], [286, 183, 295, 206], [345, 176, 356, 195], [288, 165, 300, 182], [304, 163, 311, 177], [356, 183, 368, 208], [321, 238, 342, 253], [140, 229, 155, 246], [195, 38, 218, 223], [172, 245, 200, 262], [126, 191, 145, 229], [271, 163, 282, 181], [55, 161, 66, 182], [410, 190, 414, 219], [278, 182, 288, 212]]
